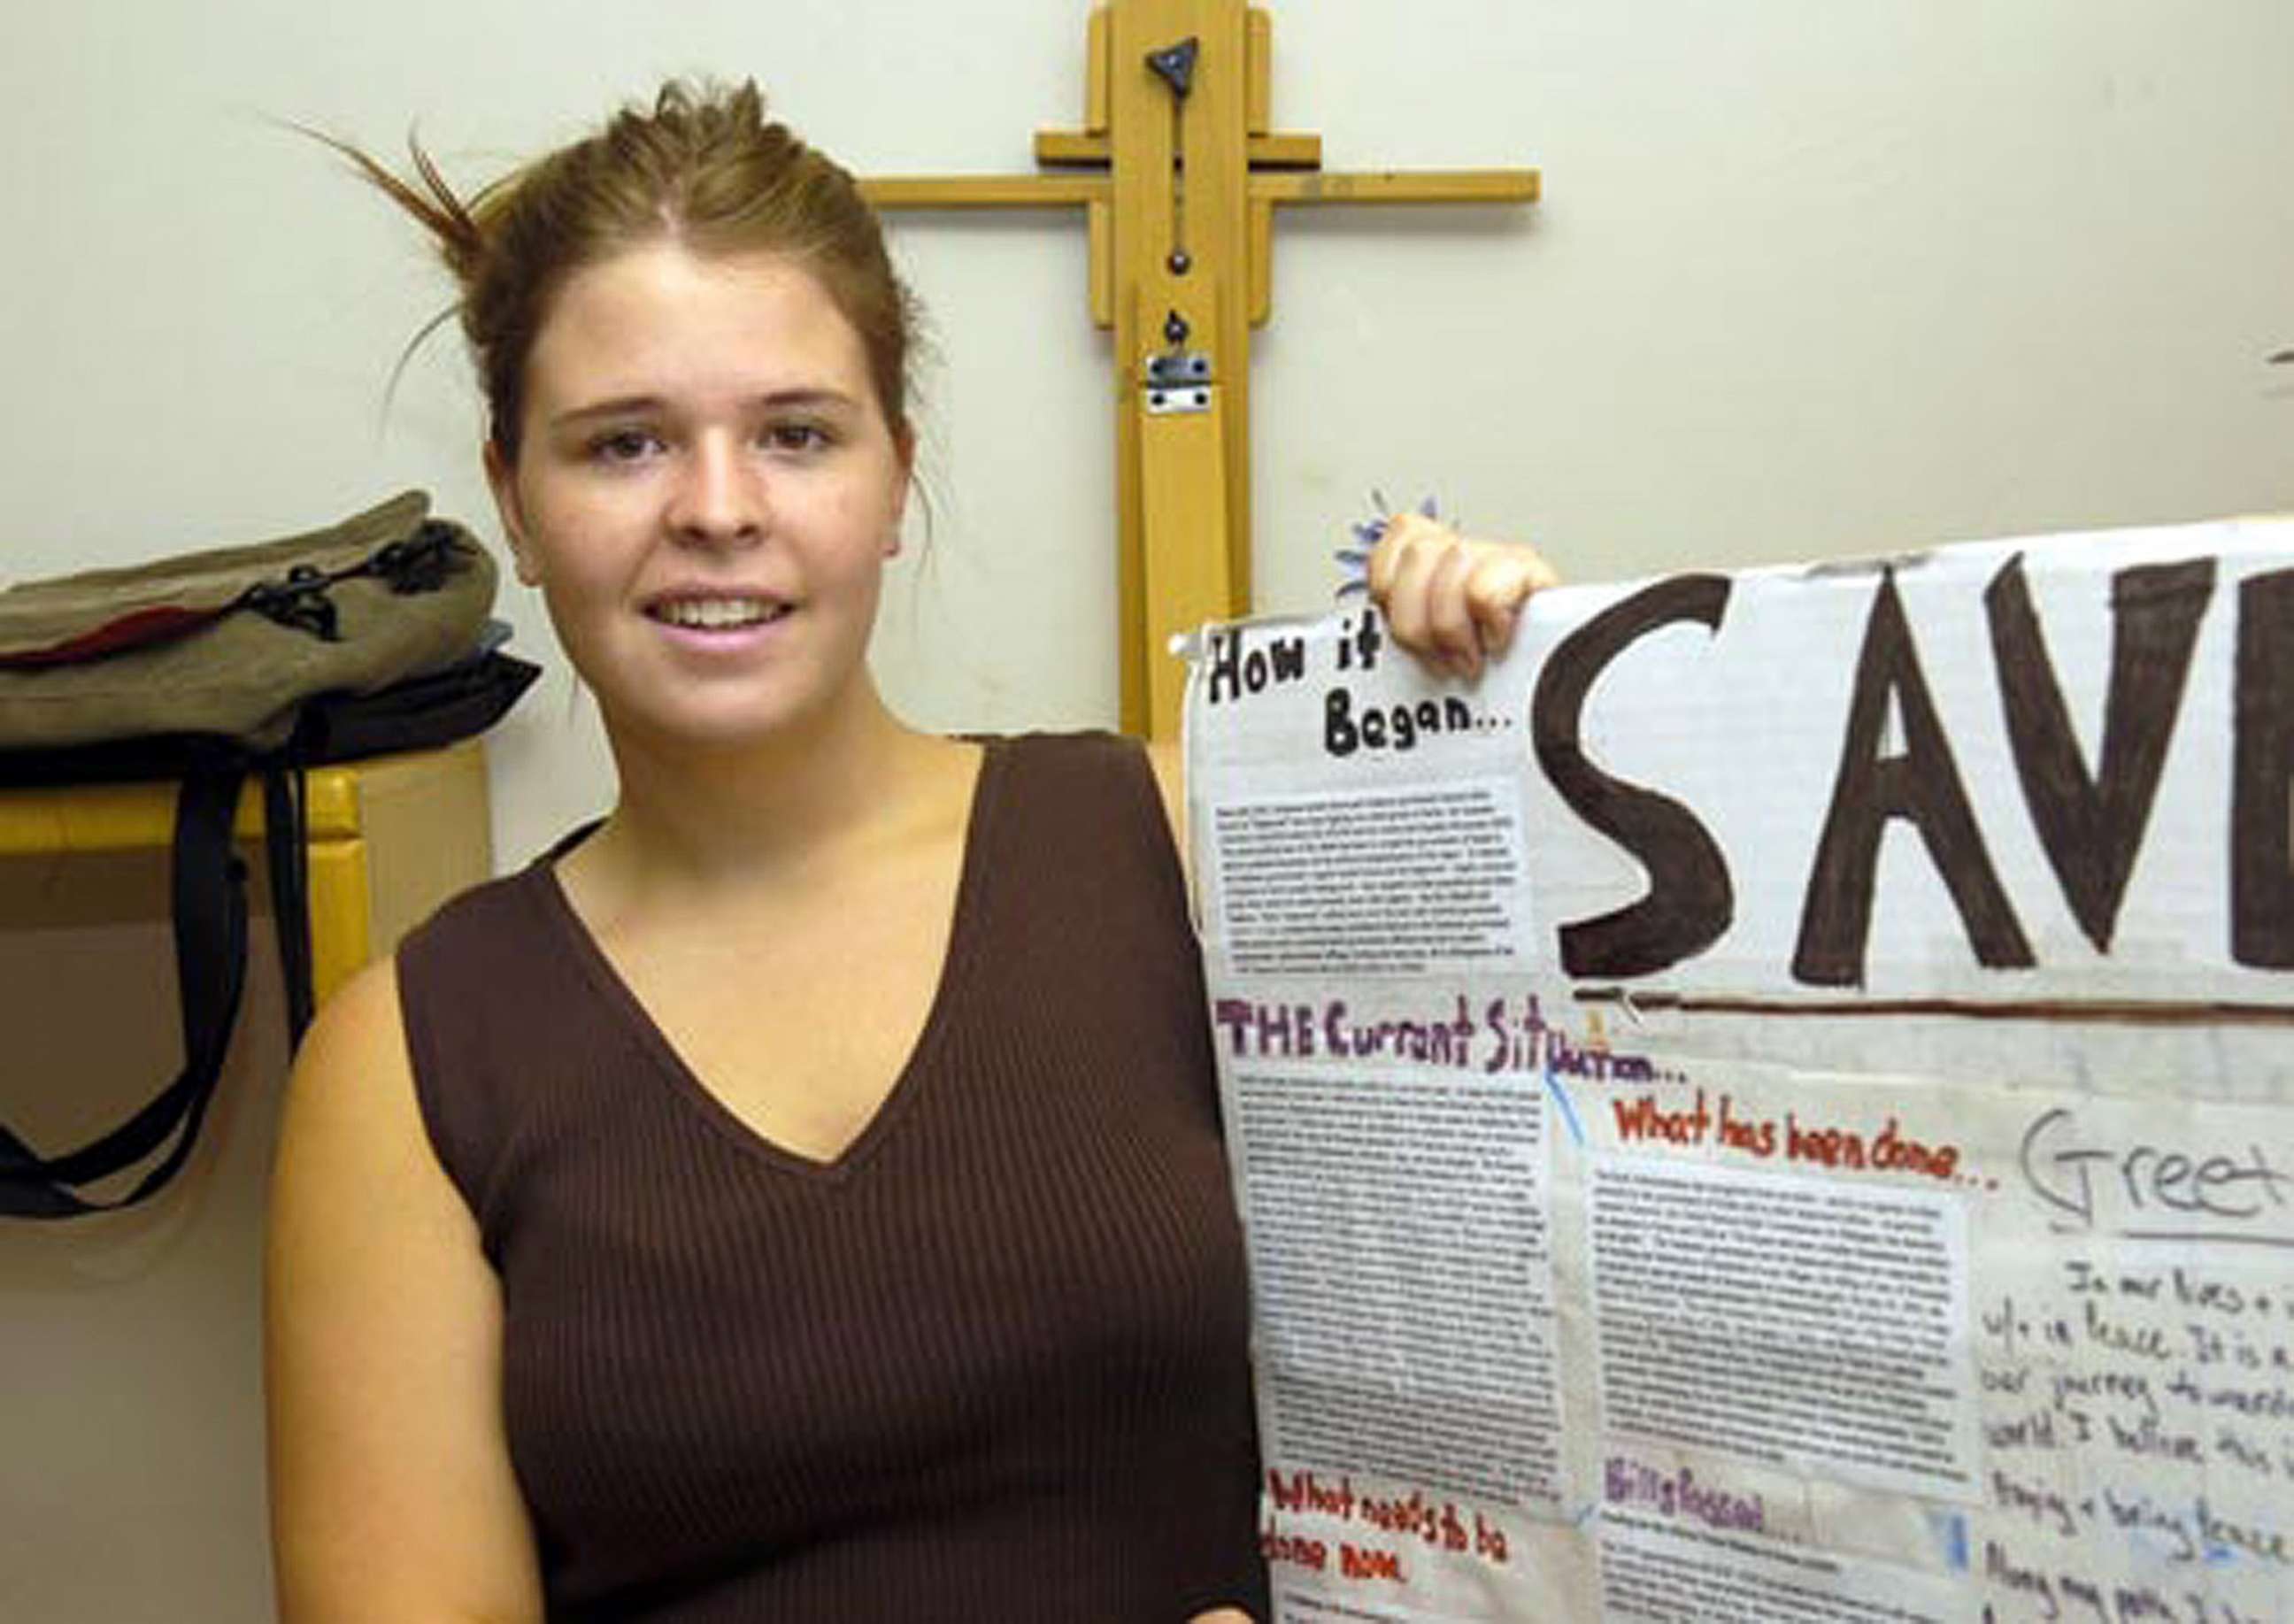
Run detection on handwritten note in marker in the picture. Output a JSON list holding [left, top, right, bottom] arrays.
[[1185, 515, 2294, 1621]]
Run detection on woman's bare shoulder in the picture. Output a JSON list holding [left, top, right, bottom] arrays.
[[267, 953, 469, 1316], [266, 955, 543, 1619]]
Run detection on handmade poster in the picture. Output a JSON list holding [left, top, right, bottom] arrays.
[[1182, 517, 2294, 1623]]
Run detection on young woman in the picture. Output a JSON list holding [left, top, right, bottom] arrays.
[[264, 81, 1551, 1622]]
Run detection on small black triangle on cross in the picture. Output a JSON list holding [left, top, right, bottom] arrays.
[[864, 1, 1539, 737]]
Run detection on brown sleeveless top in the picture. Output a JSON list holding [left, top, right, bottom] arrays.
[[396, 733, 1266, 1620]]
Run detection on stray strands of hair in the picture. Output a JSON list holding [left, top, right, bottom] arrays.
[[295, 81, 920, 464]]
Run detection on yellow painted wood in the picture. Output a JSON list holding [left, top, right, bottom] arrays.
[[1183, 0, 1254, 635], [859, 174, 1106, 209], [1112, 329, 1148, 732], [0, 769, 349, 853], [301, 768, 363, 839], [1262, 132, 1324, 167], [1084, 6, 1114, 327], [1140, 405, 1231, 732], [1087, 6, 1110, 134], [1106, 0, 1181, 730], [1247, 8, 1271, 133], [870, 157, 1533, 214], [306, 837, 372, 1004], [0, 743, 492, 1006], [1034, 129, 1321, 167], [1253, 168, 1542, 204], [1089, 198, 1113, 327], [1137, 291, 1235, 735], [1108, 0, 1255, 735], [1249, 196, 1273, 325]]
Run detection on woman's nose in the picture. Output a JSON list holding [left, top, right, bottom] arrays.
[[666, 435, 766, 547]]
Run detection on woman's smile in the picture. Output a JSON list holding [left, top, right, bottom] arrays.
[[643, 591, 798, 656]]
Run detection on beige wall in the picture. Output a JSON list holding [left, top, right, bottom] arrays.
[[0, 857, 287, 1621], [3, 1, 2290, 1618]]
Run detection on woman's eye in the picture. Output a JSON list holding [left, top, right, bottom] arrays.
[[764, 422, 830, 452], [589, 429, 661, 464]]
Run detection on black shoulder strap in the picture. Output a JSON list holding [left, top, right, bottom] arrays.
[[0, 764, 250, 1218], [263, 763, 315, 1043], [0, 651, 543, 1220]]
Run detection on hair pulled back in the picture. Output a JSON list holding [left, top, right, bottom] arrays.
[[332, 80, 917, 461]]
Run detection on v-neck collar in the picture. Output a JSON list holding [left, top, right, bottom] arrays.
[[527, 740, 1003, 1182]]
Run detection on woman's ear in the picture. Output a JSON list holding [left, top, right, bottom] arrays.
[[483, 438, 543, 587], [885, 421, 918, 558]]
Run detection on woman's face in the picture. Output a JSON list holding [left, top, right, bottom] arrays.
[[488, 242, 912, 758]]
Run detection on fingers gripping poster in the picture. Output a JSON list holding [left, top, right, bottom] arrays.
[[1182, 518, 2294, 1624]]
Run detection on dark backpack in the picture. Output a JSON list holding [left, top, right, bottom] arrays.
[[0, 495, 536, 1217]]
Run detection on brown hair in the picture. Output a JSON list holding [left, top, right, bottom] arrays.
[[321, 80, 919, 462]]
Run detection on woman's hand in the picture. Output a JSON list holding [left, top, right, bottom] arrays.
[[1366, 512, 1559, 680]]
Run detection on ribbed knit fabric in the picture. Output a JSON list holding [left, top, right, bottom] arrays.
[[396, 733, 1267, 1620]]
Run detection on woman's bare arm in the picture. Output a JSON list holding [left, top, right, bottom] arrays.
[[265, 960, 544, 1622]]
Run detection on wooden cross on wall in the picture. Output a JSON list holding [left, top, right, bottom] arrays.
[[862, 0, 1539, 738]]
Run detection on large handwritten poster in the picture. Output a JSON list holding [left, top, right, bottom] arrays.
[[1182, 518, 2294, 1622]]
